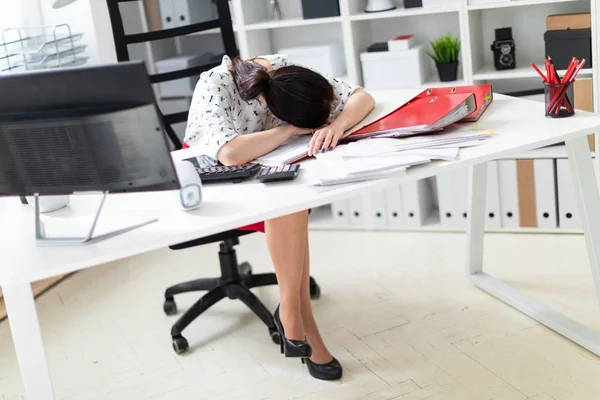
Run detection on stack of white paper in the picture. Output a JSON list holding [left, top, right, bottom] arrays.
[[314, 150, 430, 186], [312, 125, 494, 186]]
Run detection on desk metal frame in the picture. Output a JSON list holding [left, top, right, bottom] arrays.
[[467, 135, 600, 355]]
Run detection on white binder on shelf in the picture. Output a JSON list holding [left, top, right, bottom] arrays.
[[330, 200, 350, 227], [401, 179, 433, 228], [384, 185, 405, 228], [158, 0, 178, 29], [436, 172, 457, 228], [497, 160, 520, 229], [173, 0, 218, 26], [485, 161, 502, 229], [556, 159, 581, 229], [367, 190, 388, 229], [453, 168, 470, 230], [533, 159, 558, 229], [348, 195, 366, 227]]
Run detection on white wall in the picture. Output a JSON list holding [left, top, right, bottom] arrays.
[[0, 0, 37, 31], [38, 0, 116, 64]]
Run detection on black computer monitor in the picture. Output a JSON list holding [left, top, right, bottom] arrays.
[[0, 61, 180, 196]]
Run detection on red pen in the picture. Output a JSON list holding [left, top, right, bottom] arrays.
[[568, 58, 587, 82], [562, 57, 578, 83], [531, 63, 547, 82]]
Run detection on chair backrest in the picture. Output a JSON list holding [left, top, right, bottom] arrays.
[[105, 0, 239, 150]]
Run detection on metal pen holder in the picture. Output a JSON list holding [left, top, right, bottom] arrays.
[[544, 82, 575, 118]]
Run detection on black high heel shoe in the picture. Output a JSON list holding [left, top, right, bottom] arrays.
[[273, 305, 312, 358], [302, 356, 343, 381]]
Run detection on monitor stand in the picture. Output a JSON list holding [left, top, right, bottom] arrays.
[[34, 192, 158, 246]]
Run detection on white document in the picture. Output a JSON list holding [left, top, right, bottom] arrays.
[[497, 160, 520, 229], [399, 147, 460, 161], [314, 166, 408, 186], [534, 159, 558, 229], [158, 0, 178, 29], [314, 151, 424, 186], [367, 190, 388, 229], [339, 138, 458, 161], [348, 195, 366, 227], [485, 161, 502, 229], [401, 179, 433, 227], [384, 185, 405, 228], [330, 200, 350, 226], [556, 158, 581, 229]]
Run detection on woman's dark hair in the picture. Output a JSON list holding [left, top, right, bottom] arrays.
[[230, 57, 334, 129]]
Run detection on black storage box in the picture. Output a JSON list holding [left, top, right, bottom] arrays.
[[404, 0, 423, 7], [301, 0, 340, 19], [544, 28, 592, 70]]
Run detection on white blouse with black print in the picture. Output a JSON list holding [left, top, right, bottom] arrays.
[[184, 54, 360, 162]]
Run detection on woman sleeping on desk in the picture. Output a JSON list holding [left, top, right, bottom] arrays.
[[183, 54, 374, 380]]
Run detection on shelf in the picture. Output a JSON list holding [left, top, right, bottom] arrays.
[[160, 91, 194, 99], [187, 26, 240, 36], [308, 208, 583, 234], [188, 27, 220, 36], [350, 6, 458, 21], [473, 63, 593, 81], [245, 16, 342, 31], [418, 75, 466, 88], [468, 0, 585, 10]]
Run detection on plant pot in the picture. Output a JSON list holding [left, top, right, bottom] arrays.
[[436, 62, 459, 82]]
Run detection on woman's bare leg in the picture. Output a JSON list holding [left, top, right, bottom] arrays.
[[300, 233, 333, 364], [265, 211, 309, 341]]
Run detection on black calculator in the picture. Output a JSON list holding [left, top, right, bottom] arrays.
[[183, 156, 261, 183], [256, 164, 301, 183]]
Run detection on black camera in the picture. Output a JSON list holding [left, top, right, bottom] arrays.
[[490, 27, 516, 70]]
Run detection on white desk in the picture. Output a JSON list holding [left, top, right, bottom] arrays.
[[3, 92, 600, 399]]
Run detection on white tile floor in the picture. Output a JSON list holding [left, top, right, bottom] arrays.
[[2, 231, 600, 399]]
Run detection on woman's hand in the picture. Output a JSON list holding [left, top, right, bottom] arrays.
[[307, 122, 345, 156]]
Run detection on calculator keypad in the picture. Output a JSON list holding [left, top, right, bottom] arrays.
[[257, 164, 301, 183]]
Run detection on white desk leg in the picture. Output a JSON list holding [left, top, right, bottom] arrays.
[[3, 281, 55, 400], [566, 135, 600, 305], [466, 163, 487, 275], [467, 139, 600, 356]]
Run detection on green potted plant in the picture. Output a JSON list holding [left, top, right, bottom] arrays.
[[425, 34, 461, 82]]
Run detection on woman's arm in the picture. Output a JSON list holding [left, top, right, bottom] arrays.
[[218, 125, 311, 165], [308, 89, 375, 156]]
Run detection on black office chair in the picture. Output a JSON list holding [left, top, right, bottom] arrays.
[[106, 0, 320, 354]]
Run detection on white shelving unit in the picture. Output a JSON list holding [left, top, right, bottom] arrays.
[[122, 0, 599, 234], [126, 0, 597, 100]]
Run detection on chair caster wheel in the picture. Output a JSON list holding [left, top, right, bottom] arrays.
[[172, 335, 189, 354], [269, 327, 281, 345], [163, 297, 178, 315], [310, 284, 321, 300], [239, 262, 252, 276]]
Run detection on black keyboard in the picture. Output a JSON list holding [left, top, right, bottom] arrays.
[[195, 163, 261, 183]]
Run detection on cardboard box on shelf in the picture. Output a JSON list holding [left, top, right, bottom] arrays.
[[547, 12, 591, 31], [574, 78, 595, 152]]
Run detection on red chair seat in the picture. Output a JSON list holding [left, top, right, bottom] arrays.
[[181, 143, 265, 233]]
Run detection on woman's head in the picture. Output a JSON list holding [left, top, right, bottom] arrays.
[[230, 57, 334, 129]]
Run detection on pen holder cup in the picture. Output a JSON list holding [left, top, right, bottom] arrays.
[[544, 82, 575, 118]]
